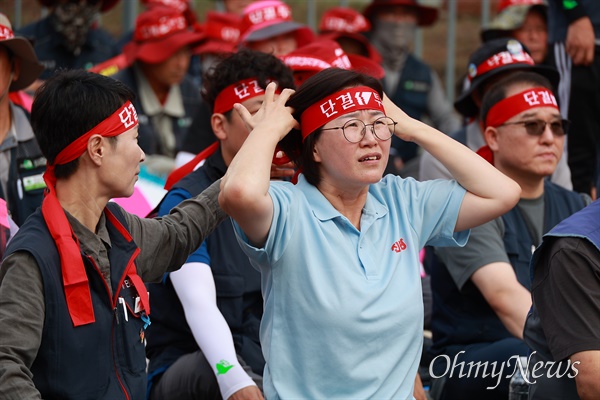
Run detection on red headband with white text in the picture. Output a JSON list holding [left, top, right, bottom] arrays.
[[300, 86, 384, 140], [485, 87, 558, 129], [41, 101, 147, 327], [0, 23, 15, 40], [468, 50, 534, 82], [213, 77, 278, 114]]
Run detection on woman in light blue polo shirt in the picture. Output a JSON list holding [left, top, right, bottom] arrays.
[[219, 68, 521, 399]]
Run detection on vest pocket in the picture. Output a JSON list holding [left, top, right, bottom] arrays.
[[503, 232, 533, 289], [116, 304, 148, 374]]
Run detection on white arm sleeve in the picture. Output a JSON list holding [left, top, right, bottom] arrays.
[[170, 262, 257, 400]]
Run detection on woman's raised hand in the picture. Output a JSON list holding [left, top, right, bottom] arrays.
[[233, 82, 299, 141], [382, 92, 418, 143]]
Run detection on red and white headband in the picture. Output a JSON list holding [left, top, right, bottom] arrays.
[[321, 13, 369, 33], [41, 100, 139, 327], [135, 14, 187, 41], [468, 50, 534, 82], [485, 87, 558, 128], [49, 101, 138, 170], [0, 23, 14, 40], [300, 86, 384, 141], [243, 2, 292, 30], [213, 77, 277, 114]]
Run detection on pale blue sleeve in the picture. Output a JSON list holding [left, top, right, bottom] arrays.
[[231, 181, 297, 269]]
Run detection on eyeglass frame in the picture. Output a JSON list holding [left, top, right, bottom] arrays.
[[497, 119, 570, 137], [320, 116, 398, 143]]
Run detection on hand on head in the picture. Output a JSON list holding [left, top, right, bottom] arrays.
[[382, 92, 417, 142], [233, 82, 299, 140]]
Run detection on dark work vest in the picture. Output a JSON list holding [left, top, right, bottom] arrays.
[[430, 182, 586, 354], [534, 198, 600, 266], [523, 200, 600, 399], [1, 119, 46, 226], [112, 67, 200, 156], [145, 151, 264, 379], [387, 54, 432, 162], [4, 203, 147, 400]]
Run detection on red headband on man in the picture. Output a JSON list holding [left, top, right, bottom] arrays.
[[42, 101, 145, 327], [300, 86, 384, 141], [485, 87, 558, 129], [213, 77, 277, 114]]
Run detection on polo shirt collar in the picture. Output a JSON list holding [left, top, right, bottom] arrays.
[[297, 174, 388, 222]]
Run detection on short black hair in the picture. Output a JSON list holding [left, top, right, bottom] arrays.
[[480, 71, 553, 127], [280, 68, 383, 187], [31, 69, 134, 179], [202, 48, 296, 118]]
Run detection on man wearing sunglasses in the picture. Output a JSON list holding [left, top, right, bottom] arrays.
[[427, 71, 590, 400], [420, 37, 572, 190]]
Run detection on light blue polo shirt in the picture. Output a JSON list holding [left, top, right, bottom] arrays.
[[233, 174, 468, 399]]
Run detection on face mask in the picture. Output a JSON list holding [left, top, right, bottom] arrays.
[[370, 19, 417, 69], [51, 1, 101, 55]]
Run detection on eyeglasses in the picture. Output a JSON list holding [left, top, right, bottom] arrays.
[[321, 116, 397, 143], [499, 119, 570, 137]]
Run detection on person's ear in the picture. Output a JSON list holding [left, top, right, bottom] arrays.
[[484, 126, 500, 151], [87, 134, 105, 166], [211, 113, 228, 141], [312, 142, 321, 163]]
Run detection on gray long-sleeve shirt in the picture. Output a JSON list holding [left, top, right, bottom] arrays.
[[0, 180, 226, 399]]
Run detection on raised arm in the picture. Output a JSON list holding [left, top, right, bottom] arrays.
[[383, 95, 521, 231], [170, 263, 262, 400], [219, 84, 298, 247]]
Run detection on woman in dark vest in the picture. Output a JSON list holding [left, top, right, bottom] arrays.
[[0, 70, 226, 400]]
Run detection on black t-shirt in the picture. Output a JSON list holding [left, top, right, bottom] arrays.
[[525, 236, 600, 399]]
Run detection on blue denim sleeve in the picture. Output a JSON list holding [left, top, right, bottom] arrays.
[[158, 188, 210, 266]]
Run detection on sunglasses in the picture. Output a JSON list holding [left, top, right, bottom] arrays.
[[499, 119, 570, 137]]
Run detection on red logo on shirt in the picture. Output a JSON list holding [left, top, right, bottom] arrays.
[[391, 238, 407, 253]]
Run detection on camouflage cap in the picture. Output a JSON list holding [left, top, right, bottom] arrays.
[[481, 2, 547, 42]]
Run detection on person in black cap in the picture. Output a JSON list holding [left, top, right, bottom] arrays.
[[419, 37, 571, 190], [428, 70, 589, 400], [363, 0, 461, 178], [0, 12, 45, 228], [17, 0, 119, 92]]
